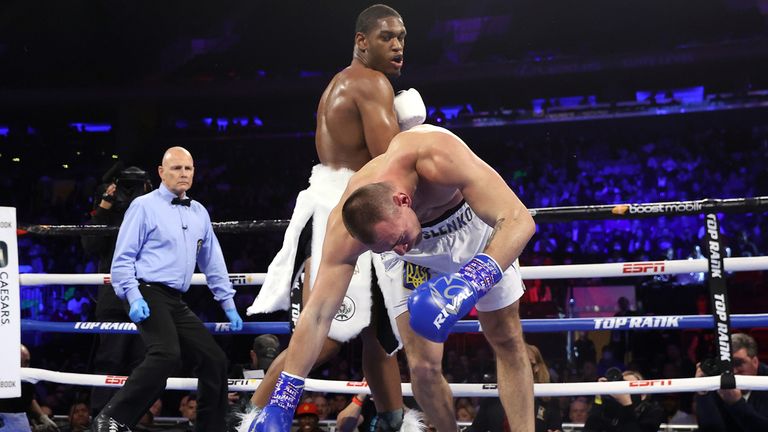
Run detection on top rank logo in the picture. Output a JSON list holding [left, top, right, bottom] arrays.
[[594, 316, 682, 330]]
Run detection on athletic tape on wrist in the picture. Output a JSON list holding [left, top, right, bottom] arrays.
[[458, 253, 503, 296], [268, 372, 305, 411]]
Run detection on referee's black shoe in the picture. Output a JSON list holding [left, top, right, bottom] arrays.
[[91, 413, 132, 431]]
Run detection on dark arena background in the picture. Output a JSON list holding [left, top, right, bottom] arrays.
[[2, 1, 768, 431]]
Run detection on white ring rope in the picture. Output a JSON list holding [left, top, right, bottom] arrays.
[[19, 368, 768, 397], [18, 256, 768, 286]]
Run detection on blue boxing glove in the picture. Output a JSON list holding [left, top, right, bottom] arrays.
[[224, 308, 243, 331], [128, 298, 150, 323], [250, 371, 305, 432], [408, 254, 503, 342]]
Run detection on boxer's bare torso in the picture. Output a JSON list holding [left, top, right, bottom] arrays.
[[316, 64, 399, 170]]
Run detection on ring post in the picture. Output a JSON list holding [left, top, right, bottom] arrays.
[[0, 207, 21, 398]]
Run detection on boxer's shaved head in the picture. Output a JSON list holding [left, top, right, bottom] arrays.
[[343, 182, 396, 244]]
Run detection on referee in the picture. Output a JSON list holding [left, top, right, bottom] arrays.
[[92, 146, 243, 432]]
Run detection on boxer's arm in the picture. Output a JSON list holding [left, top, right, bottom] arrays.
[[283, 212, 365, 377], [355, 74, 400, 157], [415, 131, 535, 270]]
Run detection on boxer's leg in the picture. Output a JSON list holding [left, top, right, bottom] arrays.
[[396, 312, 457, 432], [479, 301, 533, 432], [360, 327, 401, 412]]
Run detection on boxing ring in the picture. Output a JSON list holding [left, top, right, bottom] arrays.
[[10, 196, 768, 429]]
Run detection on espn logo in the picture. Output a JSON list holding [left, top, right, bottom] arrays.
[[229, 274, 251, 285], [105, 375, 128, 385], [622, 262, 665, 274], [345, 380, 369, 388], [629, 379, 672, 387]]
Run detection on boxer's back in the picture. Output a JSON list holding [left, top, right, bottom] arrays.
[[316, 65, 395, 171]]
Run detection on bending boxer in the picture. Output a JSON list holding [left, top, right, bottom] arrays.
[[254, 125, 536, 432], [243, 4, 426, 431]]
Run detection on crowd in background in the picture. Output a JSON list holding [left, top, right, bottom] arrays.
[[4, 109, 768, 431]]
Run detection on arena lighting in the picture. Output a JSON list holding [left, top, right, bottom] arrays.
[[252, 116, 263, 127], [12, 157, 20, 162], [202, 117, 213, 127], [299, 70, 322, 78], [635, 86, 704, 104], [68, 123, 112, 133], [0, 126, 9, 136], [111, 155, 118, 159], [216, 118, 229, 130]]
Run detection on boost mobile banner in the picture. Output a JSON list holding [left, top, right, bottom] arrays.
[[0, 207, 21, 398]]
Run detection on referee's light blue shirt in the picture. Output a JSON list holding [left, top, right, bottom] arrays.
[[110, 183, 236, 311]]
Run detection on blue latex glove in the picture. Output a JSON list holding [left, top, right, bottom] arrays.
[[128, 298, 150, 323], [225, 308, 243, 331]]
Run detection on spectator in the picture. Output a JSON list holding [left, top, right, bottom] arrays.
[[456, 405, 476, 423], [583, 370, 665, 432], [147, 399, 162, 421], [334, 393, 366, 432], [0, 345, 60, 432], [178, 393, 196, 430], [568, 397, 590, 425], [133, 399, 163, 432], [60, 402, 89, 432], [65, 290, 91, 318], [695, 333, 768, 431], [311, 395, 330, 422], [468, 343, 561, 432], [661, 394, 695, 425], [295, 402, 323, 432], [246, 334, 280, 379]]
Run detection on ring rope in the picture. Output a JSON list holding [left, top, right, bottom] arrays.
[[19, 368, 768, 397], [21, 313, 768, 335], [18, 256, 768, 286], [17, 195, 768, 236]]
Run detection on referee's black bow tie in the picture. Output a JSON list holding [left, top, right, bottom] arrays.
[[171, 197, 191, 207]]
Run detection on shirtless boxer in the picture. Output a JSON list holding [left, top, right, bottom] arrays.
[[244, 4, 425, 431], [255, 125, 536, 432]]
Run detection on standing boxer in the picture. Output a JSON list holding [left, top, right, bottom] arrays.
[[244, 4, 426, 431]]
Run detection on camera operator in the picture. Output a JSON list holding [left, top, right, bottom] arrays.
[[583, 368, 664, 432], [695, 332, 768, 431], [81, 164, 152, 415]]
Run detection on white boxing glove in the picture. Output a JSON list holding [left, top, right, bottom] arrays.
[[394, 88, 426, 131]]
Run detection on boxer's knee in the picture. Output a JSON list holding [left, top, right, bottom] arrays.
[[480, 303, 525, 353], [408, 356, 443, 384]]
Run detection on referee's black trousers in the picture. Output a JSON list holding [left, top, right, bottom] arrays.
[[102, 283, 228, 431]]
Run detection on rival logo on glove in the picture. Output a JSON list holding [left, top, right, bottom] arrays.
[[431, 276, 475, 329]]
